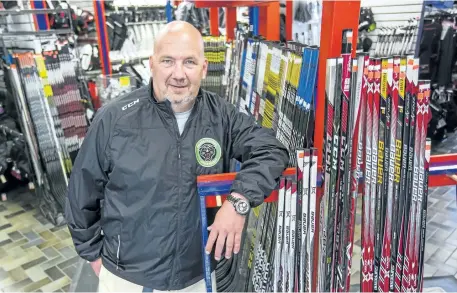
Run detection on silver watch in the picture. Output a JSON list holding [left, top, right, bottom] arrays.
[[227, 194, 250, 215]]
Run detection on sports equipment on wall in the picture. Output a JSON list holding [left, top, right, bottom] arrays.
[[5, 45, 89, 224]]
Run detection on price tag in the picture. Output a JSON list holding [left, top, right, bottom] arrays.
[[0, 175, 6, 184], [43, 84, 53, 97], [119, 76, 130, 87]]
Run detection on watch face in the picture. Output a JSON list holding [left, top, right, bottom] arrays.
[[236, 200, 250, 215]]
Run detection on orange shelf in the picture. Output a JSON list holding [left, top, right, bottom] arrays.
[[209, 7, 220, 36], [313, 1, 361, 291], [196, 167, 296, 183]]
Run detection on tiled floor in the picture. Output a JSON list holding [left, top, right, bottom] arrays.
[[0, 187, 77, 292], [1, 134, 457, 292]]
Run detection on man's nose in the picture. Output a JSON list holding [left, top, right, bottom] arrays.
[[171, 63, 186, 80]]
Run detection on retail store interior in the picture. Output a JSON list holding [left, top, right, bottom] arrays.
[[1, 0, 457, 292]]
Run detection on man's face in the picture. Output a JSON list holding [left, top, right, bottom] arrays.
[[150, 32, 207, 110]]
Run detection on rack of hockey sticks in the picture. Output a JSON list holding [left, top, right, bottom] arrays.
[[6, 49, 89, 212], [202, 36, 227, 98], [196, 22, 323, 292], [196, 27, 436, 293], [198, 157, 324, 293], [196, 26, 321, 292], [321, 43, 432, 292], [371, 19, 419, 58], [223, 29, 319, 163], [41, 47, 89, 171]]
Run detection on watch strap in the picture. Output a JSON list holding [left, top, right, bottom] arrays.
[[227, 194, 239, 204]]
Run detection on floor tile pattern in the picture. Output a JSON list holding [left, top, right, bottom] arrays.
[[0, 188, 76, 292]]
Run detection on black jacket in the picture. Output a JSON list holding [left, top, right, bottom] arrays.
[[65, 82, 289, 290]]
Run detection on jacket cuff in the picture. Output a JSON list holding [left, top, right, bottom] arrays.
[[76, 238, 103, 262], [69, 226, 103, 262], [230, 180, 264, 208]]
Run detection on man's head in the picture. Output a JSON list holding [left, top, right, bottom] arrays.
[[149, 21, 208, 112]]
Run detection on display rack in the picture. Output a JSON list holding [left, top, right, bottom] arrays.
[[0, 5, 91, 225], [194, 0, 279, 40], [429, 154, 457, 187], [93, 0, 174, 76], [192, 1, 457, 292]]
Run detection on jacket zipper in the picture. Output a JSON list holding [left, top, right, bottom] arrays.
[[167, 103, 198, 285], [116, 235, 120, 270]]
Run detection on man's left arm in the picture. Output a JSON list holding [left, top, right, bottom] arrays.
[[227, 108, 290, 207], [205, 101, 289, 260]]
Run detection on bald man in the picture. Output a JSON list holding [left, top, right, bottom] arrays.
[[65, 21, 289, 292]]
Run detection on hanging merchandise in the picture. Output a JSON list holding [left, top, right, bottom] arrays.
[[41, 47, 89, 163], [371, 19, 418, 58], [106, 13, 129, 52], [3, 45, 90, 222], [419, 10, 456, 87], [47, 1, 95, 36], [292, 0, 322, 46], [175, 1, 210, 34], [359, 7, 376, 33], [0, 123, 32, 193], [78, 44, 100, 72], [425, 0, 454, 9], [13, 53, 69, 193], [357, 7, 376, 53], [0, 1, 19, 10], [104, 5, 168, 64], [417, 5, 457, 140]]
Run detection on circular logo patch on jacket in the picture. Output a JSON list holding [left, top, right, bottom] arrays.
[[195, 138, 221, 167]]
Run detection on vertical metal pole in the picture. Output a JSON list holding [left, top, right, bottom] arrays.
[[249, 7, 254, 34], [313, 2, 361, 291], [166, 0, 173, 23], [415, 1, 427, 58], [93, 0, 112, 76], [209, 7, 220, 36], [252, 6, 259, 36], [199, 195, 212, 292], [30, 1, 50, 31]]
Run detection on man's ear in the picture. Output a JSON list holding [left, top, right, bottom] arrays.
[[149, 56, 154, 76], [202, 59, 208, 79]]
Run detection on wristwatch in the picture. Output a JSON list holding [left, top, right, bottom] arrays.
[[226, 194, 250, 216]]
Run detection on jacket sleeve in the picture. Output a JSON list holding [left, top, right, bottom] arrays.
[[224, 102, 290, 207], [65, 107, 112, 262]]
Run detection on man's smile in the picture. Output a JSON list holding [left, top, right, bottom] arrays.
[[169, 84, 188, 89]]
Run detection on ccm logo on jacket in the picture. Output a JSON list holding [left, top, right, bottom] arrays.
[[121, 99, 139, 111]]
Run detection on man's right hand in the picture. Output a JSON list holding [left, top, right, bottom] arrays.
[[90, 258, 102, 277]]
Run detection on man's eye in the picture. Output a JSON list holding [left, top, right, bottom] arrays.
[[185, 60, 196, 65], [162, 59, 172, 64]]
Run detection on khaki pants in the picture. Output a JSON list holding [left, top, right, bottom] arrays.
[[98, 265, 217, 292]]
